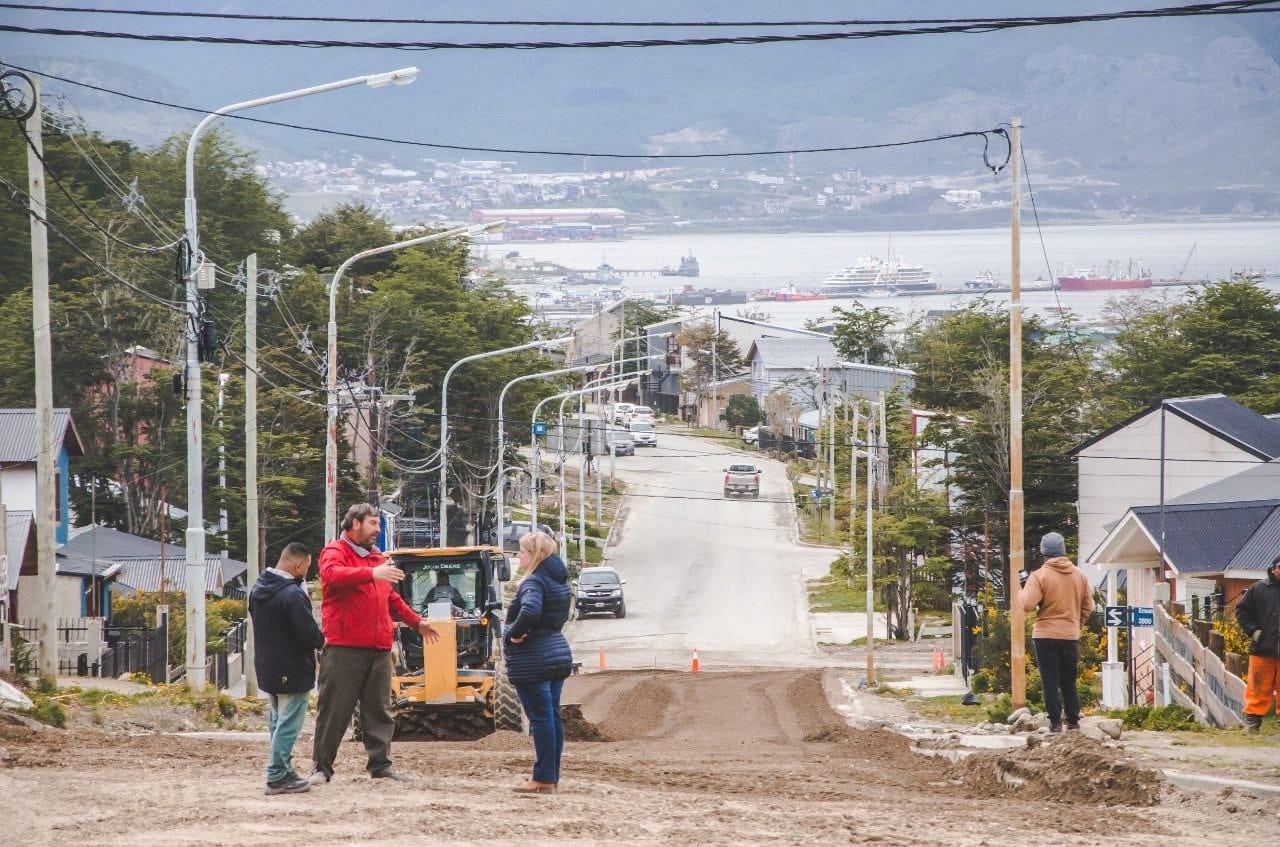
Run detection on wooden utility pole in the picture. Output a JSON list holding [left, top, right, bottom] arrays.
[[1008, 117, 1027, 709], [848, 407, 858, 590], [865, 400, 877, 686], [243, 253, 259, 698], [25, 79, 58, 679]]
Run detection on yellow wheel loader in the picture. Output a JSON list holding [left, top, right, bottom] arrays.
[[352, 545, 524, 741]]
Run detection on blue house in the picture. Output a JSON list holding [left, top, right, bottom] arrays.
[[1, 408, 84, 618]]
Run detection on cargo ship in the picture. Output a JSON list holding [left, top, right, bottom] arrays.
[[660, 251, 701, 277], [1056, 261, 1152, 292], [758, 284, 826, 302], [667, 285, 748, 306]]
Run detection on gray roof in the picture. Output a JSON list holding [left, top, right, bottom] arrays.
[[1132, 500, 1280, 576], [4, 510, 33, 589], [748, 337, 838, 370], [112, 556, 235, 595], [1073, 394, 1280, 459], [0, 408, 82, 462], [57, 525, 248, 587], [1170, 459, 1280, 505]]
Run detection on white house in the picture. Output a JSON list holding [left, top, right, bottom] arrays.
[[744, 336, 915, 409], [1072, 394, 1280, 575]]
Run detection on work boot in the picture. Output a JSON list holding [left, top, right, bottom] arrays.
[[1048, 721, 1063, 734], [308, 768, 331, 786], [371, 768, 414, 782], [265, 774, 311, 795], [1244, 714, 1263, 734]]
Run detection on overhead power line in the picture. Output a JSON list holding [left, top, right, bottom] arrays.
[[0, 62, 1012, 164], [1, 3, 1272, 28], [1, 2, 1277, 49]]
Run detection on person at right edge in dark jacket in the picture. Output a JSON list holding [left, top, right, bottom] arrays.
[[248, 542, 325, 795], [504, 532, 574, 795], [1235, 553, 1280, 733]]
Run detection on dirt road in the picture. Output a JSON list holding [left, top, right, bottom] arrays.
[[5, 669, 1274, 846]]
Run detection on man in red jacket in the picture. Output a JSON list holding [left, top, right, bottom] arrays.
[[310, 503, 438, 784]]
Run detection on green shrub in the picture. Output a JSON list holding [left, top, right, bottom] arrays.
[[24, 696, 67, 728], [971, 670, 993, 694], [986, 693, 1013, 724], [1108, 704, 1200, 731], [1077, 679, 1099, 708]]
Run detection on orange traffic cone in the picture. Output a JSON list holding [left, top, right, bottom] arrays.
[[690, 648, 701, 673], [598, 646, 607, 672]]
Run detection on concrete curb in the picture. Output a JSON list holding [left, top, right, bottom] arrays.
[[1161, 768, 1280, 798]]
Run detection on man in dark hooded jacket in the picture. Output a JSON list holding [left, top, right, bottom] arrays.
[[1236, 554, 1280, 733], [249, 542, 325, 795]]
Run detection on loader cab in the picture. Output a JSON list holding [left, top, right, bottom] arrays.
[[388, 546, 511, 671]]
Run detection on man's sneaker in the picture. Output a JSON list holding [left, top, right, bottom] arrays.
[[371, 768, 413, 782], [308, 769, 331, 786], [1065, 722, 1081, 732], [1048, 722, 1064, 734], [265, 774, 311, 795]]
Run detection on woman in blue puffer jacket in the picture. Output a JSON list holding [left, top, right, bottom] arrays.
[[504, 531, 574, 794]]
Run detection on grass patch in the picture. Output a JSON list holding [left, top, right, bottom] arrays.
[[1106, 704, 1203, 732], [55, 684, 266, 728], [808, 575, 884, 613], [912, 694, 988, 725]]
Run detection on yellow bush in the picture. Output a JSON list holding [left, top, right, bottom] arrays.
[[1213, 612, 1250, 657]]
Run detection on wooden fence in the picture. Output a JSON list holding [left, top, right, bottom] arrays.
[[1153, 603, 1246, 728]]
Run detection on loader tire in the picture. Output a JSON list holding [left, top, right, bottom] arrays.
[[493, 659, 524, 733]]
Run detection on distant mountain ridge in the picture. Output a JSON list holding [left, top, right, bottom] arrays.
[[6, 1, 1280, 191]]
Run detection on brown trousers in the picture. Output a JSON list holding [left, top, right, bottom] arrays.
[[311, 645, 395, 777]]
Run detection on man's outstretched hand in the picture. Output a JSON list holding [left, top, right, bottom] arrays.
[[418, 621, 441, 643]]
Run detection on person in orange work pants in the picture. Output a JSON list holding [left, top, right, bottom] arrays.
[[1236, 555, 1280, 732]]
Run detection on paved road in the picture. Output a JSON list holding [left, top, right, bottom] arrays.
[[566, 426, 837, 670]]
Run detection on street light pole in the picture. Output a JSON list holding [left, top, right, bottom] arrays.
[[529, 379, 633, 533], [439, 336, 571, 547], [496, 354, 656, 550], [183, 66, 418, 687], [324, 221, 503, 544]]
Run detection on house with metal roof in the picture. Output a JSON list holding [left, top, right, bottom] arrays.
[[1073, 394, 1280, 576], [744, 336, 915, 413]]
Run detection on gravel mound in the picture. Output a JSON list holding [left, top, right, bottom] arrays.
[[948, 733, 1164, 806]]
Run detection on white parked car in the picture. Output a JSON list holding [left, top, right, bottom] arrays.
[[742, 426, 759, 444], [628, 420, 657, 447], [628, 405, 655, 425], [612, 403, 634, 424]]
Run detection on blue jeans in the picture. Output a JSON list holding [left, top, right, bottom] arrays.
[[514, 679, 565, 784], [267, 692, 310, 783]]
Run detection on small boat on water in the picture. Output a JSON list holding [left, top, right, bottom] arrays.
[[1057, 260, 1151, 292], [765, 284, 826, 302], [965, 270, 999, 290]]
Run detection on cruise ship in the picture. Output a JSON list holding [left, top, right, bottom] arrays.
[[822, 257, 939, 296]]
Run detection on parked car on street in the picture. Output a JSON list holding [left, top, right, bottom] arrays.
[[741, 426, 759, 445], [628, 405, 655, 425], [486, 520, 557, 552], [607, 431, 635, 456], [573, 566, 627, 618], [612, 403, 634, 424], [628, 421, 657, 447], [723, 463, 761, 498]]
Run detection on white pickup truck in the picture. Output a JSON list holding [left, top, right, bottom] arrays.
[[723, 463, 761, 498]]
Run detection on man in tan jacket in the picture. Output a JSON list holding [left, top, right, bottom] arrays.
[[1020, 532, 1094, 732]]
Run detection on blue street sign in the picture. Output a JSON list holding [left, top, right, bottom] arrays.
[[1131, 606, 1154, 627], [532, 422, 547, 436], [1104, 605, 1127, 628], [810, 489, 822, 499]]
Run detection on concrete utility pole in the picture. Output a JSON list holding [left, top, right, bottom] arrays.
[[1007, 116, 1027, 710], [24, 79, 57, 678], [243, 253, 259, 698], [711, 309, 719, 430]]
